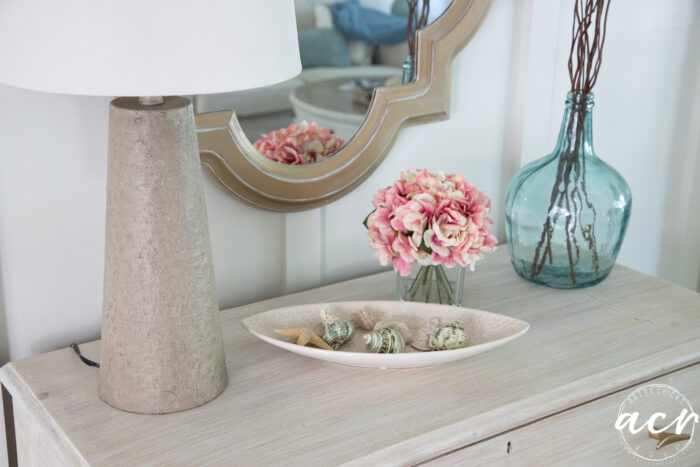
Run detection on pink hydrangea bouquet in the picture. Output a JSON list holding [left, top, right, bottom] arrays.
[[365, 168, 498, 304], [254, 121, 344, 165]]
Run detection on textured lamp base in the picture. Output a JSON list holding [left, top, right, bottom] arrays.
[[99, 96, 228, 414]]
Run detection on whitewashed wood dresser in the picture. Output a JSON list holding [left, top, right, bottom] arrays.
[[1, 249, 699, 466]]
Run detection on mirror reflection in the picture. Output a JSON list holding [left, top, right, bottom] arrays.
[[195, 0, 452, 165]]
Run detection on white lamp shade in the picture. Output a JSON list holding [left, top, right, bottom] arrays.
[[0, 0, 301, 96]]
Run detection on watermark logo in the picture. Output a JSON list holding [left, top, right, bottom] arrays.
[[615, 384, 698, 463]]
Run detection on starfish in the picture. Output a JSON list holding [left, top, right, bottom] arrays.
[[274, 328, 332, 351]]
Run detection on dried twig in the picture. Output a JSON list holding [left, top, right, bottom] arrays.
[[406, 0, 430, 56], [531, 0, 610, 284], [568, 0, 611, 93]]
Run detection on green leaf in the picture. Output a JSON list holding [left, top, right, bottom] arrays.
[[419, 234, 433, 254], [362, 212, 372, 229]]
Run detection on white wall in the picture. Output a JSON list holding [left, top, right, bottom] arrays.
[[0, 0, 698, 363]]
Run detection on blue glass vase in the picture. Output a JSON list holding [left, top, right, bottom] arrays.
[[505, 92, 632, 288], [402, 53, 415, 84]]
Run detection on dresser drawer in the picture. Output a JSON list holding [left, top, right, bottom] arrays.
[[426, 365, 700, 466]]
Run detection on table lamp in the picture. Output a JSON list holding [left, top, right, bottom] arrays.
[[0, 1, 301, 414]]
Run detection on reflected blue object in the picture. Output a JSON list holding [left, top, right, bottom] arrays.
[[505, 92, 632, 288], [330, 0, 407, 44], [297, 29, 351, 68], [402, 53, 415, 83]]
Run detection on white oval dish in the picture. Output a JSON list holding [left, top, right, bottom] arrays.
[[241, 301, 529, 369]]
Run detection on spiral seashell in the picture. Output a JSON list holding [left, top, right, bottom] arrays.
[[373, 321, 412, 345], [427, 321, 469, 351], [320, 310, 355, 350], [353, 310, 379, 331], [411, 317, 441, 351], [364, 328, 405, 353], [320, 309, 342, 328]]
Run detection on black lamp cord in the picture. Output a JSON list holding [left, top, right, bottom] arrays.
[[70, 343, 100, 368]]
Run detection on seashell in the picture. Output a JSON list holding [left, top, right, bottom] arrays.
[[373, 321, 412, 345], [320, 309, 342, 328], [353, 310, 379, 331], [411, 317, 441, 351], [320, 310, 355, 350], [364, 328, 405, 353], [427, 321, 469, 351]]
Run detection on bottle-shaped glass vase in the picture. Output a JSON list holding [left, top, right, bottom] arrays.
[[505, 92, 631, 288], [402, 53, 415, 84]]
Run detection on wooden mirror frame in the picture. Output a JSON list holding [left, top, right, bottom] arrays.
[[195, 0, 492, 212]]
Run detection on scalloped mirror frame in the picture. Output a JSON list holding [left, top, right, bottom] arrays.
[[195, 0, 493, 212]]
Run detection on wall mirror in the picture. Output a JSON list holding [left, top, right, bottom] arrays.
[[194, 0, 492, 211]]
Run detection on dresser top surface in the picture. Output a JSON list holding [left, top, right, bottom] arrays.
[[2, 249, 699, 465]]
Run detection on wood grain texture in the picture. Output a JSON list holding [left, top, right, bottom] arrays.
[[426, 365, 700, 466], [0, 385, 12, 467], [1, 249, 699, 465], [14, 398, 86, 467], [194, 0, 494, 212]]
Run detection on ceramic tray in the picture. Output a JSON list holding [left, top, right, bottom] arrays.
[[241, 301, 529, 369]]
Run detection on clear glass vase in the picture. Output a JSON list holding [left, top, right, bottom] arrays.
[[396, 263, 465, 305], [505, 92, 632, 288]]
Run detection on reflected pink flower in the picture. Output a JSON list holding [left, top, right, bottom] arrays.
[[254, 121, 344, 165]]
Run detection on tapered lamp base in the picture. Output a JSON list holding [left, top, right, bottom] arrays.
[[98, 96, 228, 414]]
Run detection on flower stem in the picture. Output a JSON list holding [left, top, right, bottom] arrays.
[[424, 266, 434, 303], [408, 266, 428, 301], [407, 266, 423, 296], [435, 266, 454, 305], [405, 265, 458, 305]]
